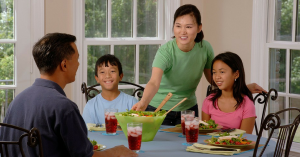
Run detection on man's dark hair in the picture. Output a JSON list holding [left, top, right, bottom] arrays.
[[94, 54, 123, 77], [32, 33, 76, 75]]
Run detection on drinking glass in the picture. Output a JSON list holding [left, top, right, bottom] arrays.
[[180, 110, 195, 135], [104, 108, 118, 135], [127, 122, 143, 153], [185, 117, 200, 144]]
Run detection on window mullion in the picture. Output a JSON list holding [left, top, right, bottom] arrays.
[[111, 44, 114, 55], [108, 0, 112, 38], [133, 0, 137, 38], [267, 0, 275, 43], [157, 0, 164, 39], [286, 48, 290, 95], [135, 44, 139, 84], [292, 0, 297, 42], [285, 48, 290, 125]]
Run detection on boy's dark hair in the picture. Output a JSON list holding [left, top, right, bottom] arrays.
[[209, 52, 254, 110], [32, 33, 76, 75], [94, 54, 123, 77], [172, 4, 204, 43]]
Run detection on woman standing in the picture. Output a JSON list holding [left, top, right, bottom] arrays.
[[132, 4, 264, 125]]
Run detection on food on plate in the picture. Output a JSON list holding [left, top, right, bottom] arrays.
[[89, 138, 99, 150], [199, 119, 218, 129], [118, 110, 166, 117], [208, 133, 251, 145]]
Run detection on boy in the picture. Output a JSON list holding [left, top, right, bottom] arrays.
[[82, 54, 138, 124]]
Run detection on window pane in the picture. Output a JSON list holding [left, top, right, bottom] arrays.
[[0, 43, 14, 85], [274, 0, 293, 41], [114, 45, 135, 83], [120, 88, 134, 96], [111, 0, 132, 37], [137, 0, 158, 37], [296, 0, 300, 41], [85, 0, 107, 38], [0, 89, 14, 122], [269, 48, 286, 92], [269, 96, 286, 138], [289, 97, 300, 143], [290, 50, 300, 94], [87, 45, 110, 86], [0, 0, 14, 39], [139, 45, 159, 84]]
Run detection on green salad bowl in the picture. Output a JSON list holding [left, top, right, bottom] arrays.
[[115, 112, 166, 142]]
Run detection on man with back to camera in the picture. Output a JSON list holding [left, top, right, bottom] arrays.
[[0, 33, 137, 157]]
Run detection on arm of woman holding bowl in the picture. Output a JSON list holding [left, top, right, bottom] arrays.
[[131, 67, 163, 111]]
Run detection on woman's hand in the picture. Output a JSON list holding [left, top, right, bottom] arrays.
[[247, 83, 267, 94], [131, 101, 148, 111]]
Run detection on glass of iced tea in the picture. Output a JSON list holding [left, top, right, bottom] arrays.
[[127, 122, 143, 153], [185, 117, 200, 144], [180, 110, 195, 136], [104, 108, 118, 135]]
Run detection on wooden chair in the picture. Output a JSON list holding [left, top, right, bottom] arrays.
[[0, 123, 43, 157], [253, 89, 278, 135], [81, 81, 145, 103], [253, 107, 300, 157], [206, 85, 212, 97]]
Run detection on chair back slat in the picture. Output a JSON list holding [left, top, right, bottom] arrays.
[[253, 88, 278, 135], [253, 108, 300, 157], [0, 123, 43, 157], [81, 81, 145, 103]]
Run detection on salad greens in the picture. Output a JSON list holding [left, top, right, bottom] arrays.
[[218, 132, 230, 137], [199, 119, 218, 129], [89, 138, 97, 146], [119, 110, 166, 117], [208, 133, 251, 145]]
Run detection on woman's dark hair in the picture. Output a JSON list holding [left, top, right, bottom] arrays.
[[209, 52, 253, 110], [172, 4, 204, 43], [94, 54, 123, 77], [32, 33, 76, 75]]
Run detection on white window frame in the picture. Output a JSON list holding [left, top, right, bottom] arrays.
[[73, 0, 180, 113], [252, 0, 300, 150], [0, 0, 43, 96], [0, 0, 44, 121]]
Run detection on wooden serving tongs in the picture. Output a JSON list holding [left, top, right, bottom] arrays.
[[154, 92, 173, 112]]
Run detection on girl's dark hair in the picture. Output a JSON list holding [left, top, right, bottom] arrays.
[[172, 4, 204, 43], [209, 52, 253, 110], [94, 54, 123, 77]]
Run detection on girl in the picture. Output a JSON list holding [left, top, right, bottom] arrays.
[[202, 52, 256, 134], [132, 4, 263, 126]]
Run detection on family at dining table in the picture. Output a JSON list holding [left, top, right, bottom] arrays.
[[0, 4, 266, 157]]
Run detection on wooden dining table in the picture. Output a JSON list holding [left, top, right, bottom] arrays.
[[88, 125, 276, 157]]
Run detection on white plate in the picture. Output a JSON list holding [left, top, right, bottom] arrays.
[[94, 144, 106, 151]]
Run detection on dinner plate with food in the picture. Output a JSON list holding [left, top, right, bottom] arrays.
[[204, 134, 255, 149], [90, 139, 106, 151]]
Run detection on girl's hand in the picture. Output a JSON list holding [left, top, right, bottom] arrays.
[[131, 101, 148, 111], [247, 83, 267, 94]]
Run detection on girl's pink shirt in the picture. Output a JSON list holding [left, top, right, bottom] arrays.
[[202, 94, 256, 129]]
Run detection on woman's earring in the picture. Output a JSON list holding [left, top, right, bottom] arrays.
[[235, 79, 236, 82]]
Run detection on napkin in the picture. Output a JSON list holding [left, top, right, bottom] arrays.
[[207, 129, 246, 136], [186, 143, 240, 156], [86, 123, 106, 131]]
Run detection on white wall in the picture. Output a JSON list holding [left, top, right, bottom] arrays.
[[45, 0, 74, 99], [181, 0, 253, 117]]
